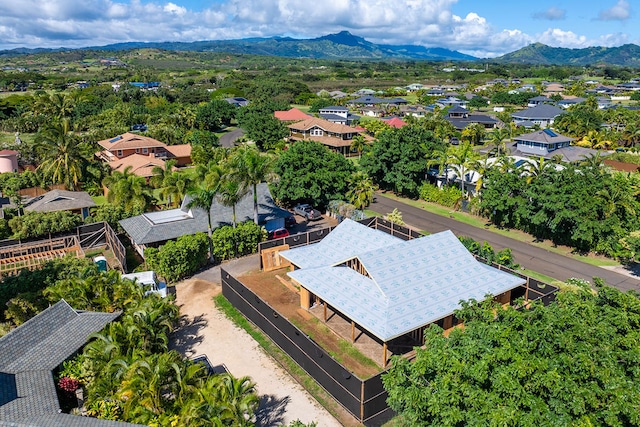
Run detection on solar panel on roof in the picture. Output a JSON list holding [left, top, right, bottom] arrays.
[[109, 135, 123, 143], [543, 129, 557, 137]]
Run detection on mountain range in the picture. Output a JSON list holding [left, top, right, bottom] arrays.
[[2, 32, 640, 66]]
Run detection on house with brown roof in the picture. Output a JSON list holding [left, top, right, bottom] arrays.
[[287, 117, 369, 156], [96, 133, 191, 176]]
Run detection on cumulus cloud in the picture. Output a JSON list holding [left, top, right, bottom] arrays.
[[0, 0, 632, 57], [537, 28, 629, 48], [533, 7, 566, 20], [597, 0, 631, 21]]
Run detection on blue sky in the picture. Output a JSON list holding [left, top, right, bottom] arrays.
[[0, 0, 635, 57]]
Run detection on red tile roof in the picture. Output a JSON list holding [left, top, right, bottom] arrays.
[[274, 107, 312, 122], [97, 132, 166, 151], [383, 117, 408, 128]]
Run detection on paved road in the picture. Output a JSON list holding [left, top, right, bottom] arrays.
[[371, 194, 640, 292], [219, 128, 245, 148]]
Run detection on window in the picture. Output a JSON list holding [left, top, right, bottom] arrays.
[[311, 128, 323, 137], [135, 148, 140, 153], [116, 150, 123, 157], [142, 148, 148, 154]]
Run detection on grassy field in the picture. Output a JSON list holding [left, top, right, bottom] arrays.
[[375, 192, 621, 268]]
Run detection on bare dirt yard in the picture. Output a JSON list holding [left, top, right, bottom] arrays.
[[169, 256, 347, 427]]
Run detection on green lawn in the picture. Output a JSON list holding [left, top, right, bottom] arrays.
[[375, 192, 621, 268]]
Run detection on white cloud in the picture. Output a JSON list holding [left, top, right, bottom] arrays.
[[533, 7, 566, 21], [164, 2, 187, 15], [0, 0, 633, 58], [537, 28, 630, 48], [597, 0, 631, 21]]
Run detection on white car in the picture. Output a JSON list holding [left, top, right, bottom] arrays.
[[121, 271, 167, 298]]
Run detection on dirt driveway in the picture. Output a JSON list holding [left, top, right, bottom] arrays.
[[170, 256, 344, 427]]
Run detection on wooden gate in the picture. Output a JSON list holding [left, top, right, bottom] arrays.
[[261, 244, 290, 272]]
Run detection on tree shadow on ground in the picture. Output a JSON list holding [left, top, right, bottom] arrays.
[[169, 314, 207, 357], [255, 394, 290, 427]]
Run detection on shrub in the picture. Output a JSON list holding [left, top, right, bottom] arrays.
[[211, 221, 266, 262], [145, 232, 209, 283], [458, 236, 519, 269], [8, 211, 83, 239], [419, 183, 462, 208]]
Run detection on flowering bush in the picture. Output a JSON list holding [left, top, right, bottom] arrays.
[[58, 376, 80, 393]]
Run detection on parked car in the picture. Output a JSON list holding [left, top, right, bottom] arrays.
[[268, 228, 290, 240], [293, 203, 322, 221], [284, 215, 297, 228], [121, 271, 167, 298]]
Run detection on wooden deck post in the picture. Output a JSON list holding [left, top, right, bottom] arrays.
[[300, 287, 311, 310], [383, 342, 388, 368], [323, 301, 327, 322], [351, 321, 355, 343]]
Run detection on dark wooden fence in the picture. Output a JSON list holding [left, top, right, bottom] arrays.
[[221, 270, 394, 426]]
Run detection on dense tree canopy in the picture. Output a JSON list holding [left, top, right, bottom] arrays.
[[383, 282, 640, 426], [361, 125, 446, 198], [479, 162, 640, 257], [271, 140, 355, 207]]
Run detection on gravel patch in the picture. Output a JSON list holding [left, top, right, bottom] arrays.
[[170, 256, 343, 427]]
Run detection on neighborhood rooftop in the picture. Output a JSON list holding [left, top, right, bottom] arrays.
[[119, 183, 290, 245], [0, 300, 143, 427], [283, 219, 526, 342]]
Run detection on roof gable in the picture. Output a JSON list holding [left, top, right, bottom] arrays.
[[286, 222, 525, 341]]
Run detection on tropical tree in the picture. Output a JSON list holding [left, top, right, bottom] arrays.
[[151, 160, 193, 208], [461, 123, 485, 145], [271, 141, 355, 207], [349, 134, 367, 158], [215, 374, 259, 426], [33, 91, 78, 121], [447, 141, 479, 195], [383, 282, 640, 426], [346, 171, 377, 210], [186, 185, 219, 263], [217, 179, 248, 228], [488, 127, 509, 156], [227, 145, 274, 224], [102, 166, 155, 214], [35, 118, 88, 190], [523, 156, 555, 184]]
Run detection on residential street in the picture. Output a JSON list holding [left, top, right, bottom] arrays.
[[219, 127, 245, 147], [371, 194, 640, 292]]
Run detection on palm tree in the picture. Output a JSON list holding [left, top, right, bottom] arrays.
[[461, 123, 486, 145], [523, 156, 554, 184], [151, 160, 193, 208], [346, 171, 377, 210], [215, 374, 259, 426], [102, 166, 154, 214], [471, 156, 493, 193], [350, 134, 367, 158], [447, 142, 479, 195], [186, 184, 219, 263], [35, 118, 88, 190], [33, 92, 78, 120], [227, 146, 274, 225], [427, 146, 450, 187], [489, 128, 509, 156], [217, 179, 248, 228]]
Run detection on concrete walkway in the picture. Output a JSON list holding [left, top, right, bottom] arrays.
[[170, 255, 343, 427]]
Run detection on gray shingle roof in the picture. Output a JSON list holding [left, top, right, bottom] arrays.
[[511, 104, 565, 120], [0, 300, 143, 426], [24, 190, 96, 213], [119, 183, 290, 245]]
